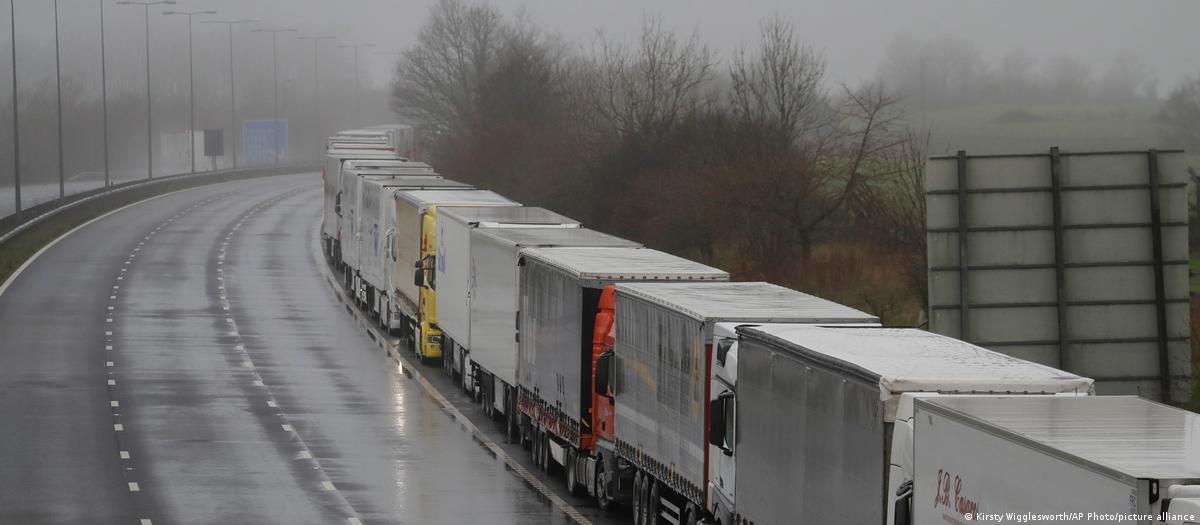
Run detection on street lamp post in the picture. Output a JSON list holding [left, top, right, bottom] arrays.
[[116, 0, 176, 180], [164, 9, 217, 173], [200, 19, 257, 169], [338, 43, 374, 124], [252, 27, 295, 166], [298, 35, 335, 158], [53, 0, 63, 198], [100, 0, 110, 188], [9, 0, 20, 220]]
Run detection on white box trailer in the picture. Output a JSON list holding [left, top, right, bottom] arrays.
[[912, 396, 1200, 525], [434, 206, 581, 383], [321, 149, 403, 249], [455, 227, 640, 422], [356, 177, 473, 315], [390, 190, 519, 323], [517, 248, 728, 452], [608, 282, 879, 519], [339, 169, 447, 275], [729, 325, 1094, 525]]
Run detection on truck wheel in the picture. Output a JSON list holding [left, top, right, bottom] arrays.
[[632, 473, 644, 525], [532, 428, 542, 469], [595, 460, 614, 511], [565, 448, 580, 496], [646, 480, 660, 525], [506, 403, 519, 444]]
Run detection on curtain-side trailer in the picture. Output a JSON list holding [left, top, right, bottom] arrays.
[[451, 227, 640, 440], [730, 325, 1094, 525], [602, 281, 878, 525], [516, 247, 728, 493], [912, 396, 1200, 525]]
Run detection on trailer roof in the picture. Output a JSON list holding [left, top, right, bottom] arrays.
[[359, 177, 467, 191], [920, 396, 1200, 479], [342, 159, 429, 169], [476, 227, 640, 249], [395, 189, 518, 207], [344, 167, 438, 177], [438, 206, 579, 227], [325, 149, 399, 159], [738, 325, 1094, 398], [520, 247, 728, 281], [616, 282, 878, 323]]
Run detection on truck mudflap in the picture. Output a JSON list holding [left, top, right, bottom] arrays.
[[518, 386, 581, 448], [617, 438, 704, 505]]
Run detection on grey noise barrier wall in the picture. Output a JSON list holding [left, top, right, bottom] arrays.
[[926, 148, 1191, 403], [0, 165, 316, 253]]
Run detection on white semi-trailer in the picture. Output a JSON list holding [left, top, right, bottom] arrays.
[[356, 177, 472, 320], [393, 190, 520, 358], [321, 148, 405, 256], [724, 325, 1095, 525], [602, 281, 880, 525], [911, 395, 1200, 525], [443, 226, 640, 437], [433, 206, 581, 391]]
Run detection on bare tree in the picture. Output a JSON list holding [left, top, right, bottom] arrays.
[[391, 0, 505, 139], [587, 16, 715, 144], [728, 15, 826, 148], [1159, 75, 1200, 152]]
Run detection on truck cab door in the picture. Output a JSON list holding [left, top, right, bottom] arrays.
[[708, 337, 737, 521]]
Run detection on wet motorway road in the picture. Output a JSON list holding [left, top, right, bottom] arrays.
[[0, 173, 619, 524]]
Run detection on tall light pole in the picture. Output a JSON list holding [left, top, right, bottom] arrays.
[[200, 19, 256, 169], [53, 0, 63, 198], [99, 0, 110, 187], [252, 27, 295, 166], [338, 43, 374, 124], [164, 9, 216, 173], [116, 0, 176, 179], [298, 35, 335, 156], [9, 0, 20, 220]]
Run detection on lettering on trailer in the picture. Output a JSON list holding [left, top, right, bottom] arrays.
[[933, 468, 979, 520], [242, 119, 288, 166]]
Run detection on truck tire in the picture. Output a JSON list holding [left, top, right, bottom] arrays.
[[646, 480, 661, 525], [506, 398, 519, 444], [632, 472, 644, 525], [565, 447, 580, 496], [595, 459, 614, 511]]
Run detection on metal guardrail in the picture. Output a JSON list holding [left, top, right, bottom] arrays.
[[0, 165, 317, 249]]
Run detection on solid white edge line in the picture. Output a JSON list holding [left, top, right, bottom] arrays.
[[307, 218, 593, 525], [0, 186, 207, 299]]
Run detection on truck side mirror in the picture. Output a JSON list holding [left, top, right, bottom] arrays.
[[716, 339, 734, 366], [594, 351, 612, 395], [413, 265, 424, 287], [894, 480, 913, 525], [709, 397, 726, 448], [335, 192, 342, 216]]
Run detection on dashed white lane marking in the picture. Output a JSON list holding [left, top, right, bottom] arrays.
[[113, 424, 124, 432], [347, 519, 362, 525], [252, 380, 264, 387], [120, 451, 131, 460], [280, 424, 294, 432], [266, 401, 278, 408], [107, 379, 116, 386], [321, 481, 336, 491], [105, 345, 113, 350], [107, 306, 114, 311], [110, 400, 120, 408], [296, 450, 312, 460], [106, 361, 114, 367], [105, 331, 112, 336], [141, 518, 153, 525], [105, 318, 113, 323], [128, 482, 140, 492]]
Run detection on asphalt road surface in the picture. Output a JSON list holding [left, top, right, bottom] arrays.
[[0, 172, 617, 524]]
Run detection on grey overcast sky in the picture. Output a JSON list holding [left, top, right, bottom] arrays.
[[223, 0, 1200, 89], [3, 0, 1198, 93]]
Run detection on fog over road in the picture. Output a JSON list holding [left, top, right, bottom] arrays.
[[0, 173, 591, 524]]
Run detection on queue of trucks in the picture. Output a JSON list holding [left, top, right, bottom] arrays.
[[321, 126, 1199, 525]]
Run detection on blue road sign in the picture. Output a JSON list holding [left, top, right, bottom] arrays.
[[242, 119, 288, 166]]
